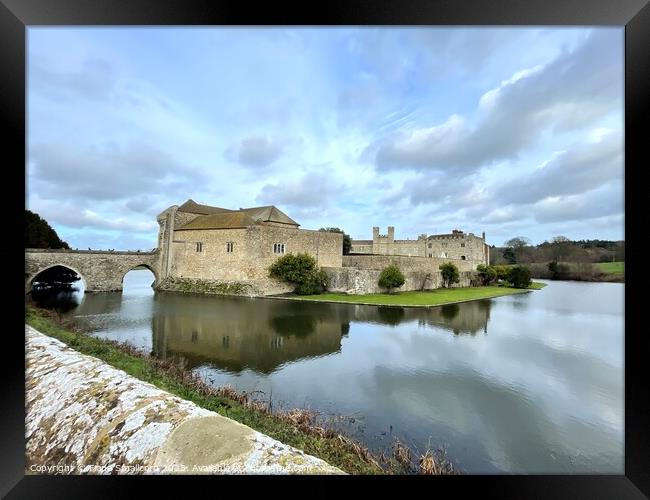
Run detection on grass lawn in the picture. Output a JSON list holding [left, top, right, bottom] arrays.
[[596, 261, 624, 275], [287, 283, 545, 307]]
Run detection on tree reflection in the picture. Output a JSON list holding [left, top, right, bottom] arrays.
[[376, 306, 406, 326]]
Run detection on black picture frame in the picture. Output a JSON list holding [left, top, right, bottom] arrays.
[[4, 0, 648, 497]]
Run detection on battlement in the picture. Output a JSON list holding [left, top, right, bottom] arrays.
[[351, 226, 489, 264], [372, 226, 395, 242]]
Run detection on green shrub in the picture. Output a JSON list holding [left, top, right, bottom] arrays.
[[296, 268, 329, 295], [268, 253, 329, 295], [439, 262, 460, 288], [378, 265, 405, 293], [507, 265, 532, 288], [492, 265, 511, 281], [476, 264, 497, 285]]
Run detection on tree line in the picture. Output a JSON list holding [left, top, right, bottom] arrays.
[[490, 236, 624, 266]]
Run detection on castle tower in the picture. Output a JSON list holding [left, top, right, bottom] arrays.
[[387, 226, 395, 243], [372, 227, 380, 245]]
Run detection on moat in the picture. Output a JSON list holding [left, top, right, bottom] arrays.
[[31, 269, 624, 474]]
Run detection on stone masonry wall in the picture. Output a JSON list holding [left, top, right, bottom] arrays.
[[324, 267, 475, 294], [26, 325, 343, 475], [166, 226, 343, 296], [426, 234, 487, 262], [25, 250, 161, 293], [342, 254, 477, 273], [351, 228, 489, 266]]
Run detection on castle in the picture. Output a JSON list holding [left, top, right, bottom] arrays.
[[351, 226, 490, 263], [155, 200, 489, 296], [156, 200, 342, 295]]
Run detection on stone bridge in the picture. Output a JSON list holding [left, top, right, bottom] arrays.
[[25, 249, 161, 293]]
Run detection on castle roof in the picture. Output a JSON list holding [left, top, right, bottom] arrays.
[[176, 211, 259, 230], [177, 199, 234, 215], [239, 205, 299, 227], [175, 199, 299, 230]]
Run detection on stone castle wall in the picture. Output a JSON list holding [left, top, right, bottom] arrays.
[[351, 227, 489, 266], [324, 253, 478, 294], [163, 225, 343, 296], [426, 234, 487, 262], [324, 267, 475, 295], [343, 254, 476, 273]]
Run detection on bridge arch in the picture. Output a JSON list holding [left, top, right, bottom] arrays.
[[26, 264, 86, 294], [26, 249, 161, 293], [121, 264, 158, 288]]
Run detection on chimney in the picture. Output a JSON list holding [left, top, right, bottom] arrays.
[[482, 231, 486, 241]]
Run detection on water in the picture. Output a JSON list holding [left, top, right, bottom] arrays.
[[32, 270, 624, 474]]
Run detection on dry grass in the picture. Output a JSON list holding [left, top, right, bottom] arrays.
[[392, 440, 412, 468], [418, 448, 458, 475]]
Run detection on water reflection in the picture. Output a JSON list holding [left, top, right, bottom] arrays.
[[150, 295, 351, 373], [147, 295, 493, 372], [376, 306, 405, 326], [30, 285, 83, 313]]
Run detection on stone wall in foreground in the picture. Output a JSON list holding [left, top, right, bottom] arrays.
[[25, 325, 343, 475]]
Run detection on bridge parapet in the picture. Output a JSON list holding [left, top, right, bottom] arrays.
[[26, 248, 158, 256]]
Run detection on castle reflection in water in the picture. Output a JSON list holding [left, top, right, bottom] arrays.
[[33, 287, 491, 375], [147, 294, 491, 374]]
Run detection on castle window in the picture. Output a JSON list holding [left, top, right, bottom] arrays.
[[461, 255, 466, 260], [196, 242, 203, 252], [461, 242, 466, 247], [429, 253, 432, 258], [226, 242, 234, 253], [428, 243, 432, 248], [273, 243, 286, 254]]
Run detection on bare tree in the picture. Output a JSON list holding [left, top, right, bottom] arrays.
[[550, 235, 571, 263], [504, 236, 531, 263]]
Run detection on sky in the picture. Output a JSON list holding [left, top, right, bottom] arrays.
[[26, 27, 624, 250]]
